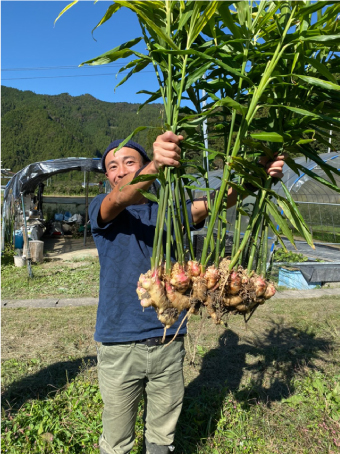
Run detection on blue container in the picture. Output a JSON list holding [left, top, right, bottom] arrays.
[[278, 267, 320, 290], [14, 230, 24, 249], [54, 213, 64, 221]]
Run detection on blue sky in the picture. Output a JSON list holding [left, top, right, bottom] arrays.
[[1, 1, 159, 104]]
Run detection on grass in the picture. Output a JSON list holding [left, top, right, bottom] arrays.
[[312, 231, 340, 244], [2, 293, 340, 453], [1, 247, 99, 299]]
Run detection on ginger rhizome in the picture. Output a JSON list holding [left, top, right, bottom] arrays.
[[137, 258, 276, 330]]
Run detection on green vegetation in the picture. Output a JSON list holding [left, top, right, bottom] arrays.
[[273, 247, 308, 263], [2, 296, 340, 453], [1, 86, 164, 174], [57, 0, 340, 281], [42, 175, 105, 196], [312, 230, 340, 244], [2, 249, 340, 452], [1, 248, 99, 299]]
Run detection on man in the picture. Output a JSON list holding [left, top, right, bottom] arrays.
[[89, 131, 284, 454]]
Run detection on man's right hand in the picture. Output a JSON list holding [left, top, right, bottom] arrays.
[[152, 131, 184, 171]]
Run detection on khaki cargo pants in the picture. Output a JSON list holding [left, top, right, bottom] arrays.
[[97, 338, 185, 454]]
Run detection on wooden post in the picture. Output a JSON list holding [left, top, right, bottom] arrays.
[[84, 171, 89, 246], [20, 193, 33, 278]]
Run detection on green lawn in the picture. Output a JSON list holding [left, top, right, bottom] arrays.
[[1, 249, 100, 300], [2, 294, 340, 453]]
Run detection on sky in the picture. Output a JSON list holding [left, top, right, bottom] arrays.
[[1, 1, 159, 104]]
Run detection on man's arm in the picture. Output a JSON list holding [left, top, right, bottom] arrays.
[[99, 132, 183, 224], [191, 155, 286, 224]]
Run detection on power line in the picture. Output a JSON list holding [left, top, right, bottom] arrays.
[[2, 71, 155, 81], [1, 64, 125, 71]]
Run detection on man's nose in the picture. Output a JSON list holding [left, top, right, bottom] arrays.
[[117, 165, 127, 178]]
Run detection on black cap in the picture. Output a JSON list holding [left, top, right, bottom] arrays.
[[101, 139, 151, 172]]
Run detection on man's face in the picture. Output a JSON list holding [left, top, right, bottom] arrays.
[[105, 147, 144, 189]]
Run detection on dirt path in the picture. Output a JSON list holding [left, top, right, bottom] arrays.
[[43, 235, 98, 261]]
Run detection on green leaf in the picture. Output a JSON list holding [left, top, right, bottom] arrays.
[[300, 34, 340, 43], [137, 189, 158, 203], [129, 174, 158, 185], [250, 132, 283, 143], [282, 394, 306, 406], [237, 207, 250, 217], [184, 186, 215, 192], [184, 61, 214, 91], [255, 2, 280, 32], [235, 1, 249, 27], [284, 157, 302, 176], [137, 90, 162, 112], [296, 139, 314, 145], [295, 163, 340, 194], [115, 1, 179, 51], [91, 3, 121, 35], [298, 1, 333, 17], [276, 192, 314, 249], [178, 8, 193, 33], [79, 38, 143, 66], [54, 1, 78, 25], [215, 97, 247, 116], [158, 48, 254, 85], [298, 145, 340, 181], [114, 127, 152, 154], [266, 215, 287, 250], [180, 174, 200, 182], [218, 3, 242, 39], [312, 378, 325, 394], [115, 59, 150, 90], [38, 422, 44, 435], [304, 57, 338, 85], [278, 106, 340, 126], [187, 1, 219, 48], [294, 75, 340, 92], [266, 200, 296, 248]]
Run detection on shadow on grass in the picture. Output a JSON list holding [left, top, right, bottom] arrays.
[[1, 355, 97, 413], [1, 319, 337, 453], [176, 318, 336, 453]]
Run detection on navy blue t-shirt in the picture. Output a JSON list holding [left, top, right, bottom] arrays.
[[89, 194, 202, 343]]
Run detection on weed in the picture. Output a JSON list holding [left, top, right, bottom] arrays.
[[2, 295, 340, 453], [273, 248, 308, 263], [1, 259, 100, 299]]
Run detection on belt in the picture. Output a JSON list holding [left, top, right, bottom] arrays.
[[102, 334, 185, 347]]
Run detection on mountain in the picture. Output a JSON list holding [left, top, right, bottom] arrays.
[[2, 86, 338, 177], [1, 86, 164, 173]]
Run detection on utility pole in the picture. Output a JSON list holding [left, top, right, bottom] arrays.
[[201, 74, 209, 172], [327, 126, 333, 153]]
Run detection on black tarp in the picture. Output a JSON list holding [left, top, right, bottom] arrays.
[[299, 263, 340, 283], [3, 157, 103, 200]]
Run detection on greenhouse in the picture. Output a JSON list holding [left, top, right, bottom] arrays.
[[276, 152, 340, 244], [194, 151, 340, 245]]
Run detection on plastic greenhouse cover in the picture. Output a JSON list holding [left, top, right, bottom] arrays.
[[193, 152, 339, 202], [3, 157, 104, 201], [276, 152, 340, 198]]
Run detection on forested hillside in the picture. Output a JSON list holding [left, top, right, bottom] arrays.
[[2, 85, 338, 177], [1, 86, 165, 173]]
